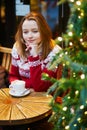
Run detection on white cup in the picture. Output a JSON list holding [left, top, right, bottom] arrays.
[[9, 80, 25, 94]]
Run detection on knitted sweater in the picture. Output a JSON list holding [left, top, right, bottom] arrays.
[[9, 45, 62, 92]]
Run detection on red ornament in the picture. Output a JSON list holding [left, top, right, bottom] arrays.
[[55, 96, 62, 104]]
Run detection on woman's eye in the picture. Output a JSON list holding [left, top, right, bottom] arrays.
[[33, 30, 38, 33], [23, 31, 28, 34]]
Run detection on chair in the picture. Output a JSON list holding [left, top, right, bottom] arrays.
[[0, 46, 12, 72]]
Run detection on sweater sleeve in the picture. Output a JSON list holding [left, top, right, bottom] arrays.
[[9, 63, 20, 82], [9, 47, 21, 83]]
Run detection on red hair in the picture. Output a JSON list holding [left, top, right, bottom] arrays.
[[15, 12, 55, 59]]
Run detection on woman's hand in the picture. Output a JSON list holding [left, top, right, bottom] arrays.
[[26, 43, 42, 57], [30, 88, 35, 93]]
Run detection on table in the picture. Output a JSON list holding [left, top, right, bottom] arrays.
[[0, 88, 52, 126]]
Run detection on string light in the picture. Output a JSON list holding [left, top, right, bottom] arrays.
[[68, 32, 73, 36], [67, 96, 70, 99], [76, 1, 81, 6], [80, 32, 82, 36], [57, 37, 63, 41], [69, 0, 74, 2], [65, 51, 68, 55], [78, 15, 81, 19], [66, 61, 70, 66], [77, 117, 81, 123], [84, 111, 87, 115], [77, 8, 80, 11], [63, 63, 65, 66], [80, 38, 83, 42], [63, 107, 67, 111], [62, 116, 65, 120], [73, 72, 76, 78], [69, 42, 73, 46], [59, 53, 63, 57], [75, 90, 79, 95], [69, 24, 73, 29], [74, 124, 77, 127], [80, 12, 84, 17], [80, 105, 84, 109], [80, 74, 85, 79], [65, 125, 69, 129], [81, 42, 85, 46]]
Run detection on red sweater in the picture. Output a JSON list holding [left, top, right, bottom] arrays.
[[9, 45, 62, 92]]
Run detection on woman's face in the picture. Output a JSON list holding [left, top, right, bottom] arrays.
[[22, 19, 42, 48]]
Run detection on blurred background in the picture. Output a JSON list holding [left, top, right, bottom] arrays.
[[0, 0, 70, 48]]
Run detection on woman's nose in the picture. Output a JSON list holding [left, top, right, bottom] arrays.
[[28, 32, 33, 37]]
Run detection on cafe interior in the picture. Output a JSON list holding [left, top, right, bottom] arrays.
[[0, 0, 70, 83], [0, 0, 87, 130], [0, 0, 70, 72]]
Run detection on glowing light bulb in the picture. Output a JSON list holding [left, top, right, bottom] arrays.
[[75, 90, 79, 95], [84, 111, 87, 115], [65, 125, 69, 129], [74, 124, 77, 127], [69, 24, 73, 28], [59, 53, 63, 57], [57, 37, 63, 41], [77, 8, 80, 10], [67, 96, 70, 99], [73, 72, 76, 77], [80, 32, 82, 36], [76, 1, 81, 6], [77, 117, 81, 122], [80, 105, 84, 109], [80, 38, 83, 42], [63, 107, 67, 111], [63, 63, 65, 66], [68, 32, 73, 36], [62, 116, 65, 119], [81, 42, 85, 46], [69, 42, 73, 46], [65, 51, 68, 55], [80, 74, 85, 79], [78, 15, 81, 19], [81, 12, 84, 16], [70, 0, 74, 2]]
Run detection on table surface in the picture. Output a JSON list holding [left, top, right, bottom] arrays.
[[0, 88, 52, 126]]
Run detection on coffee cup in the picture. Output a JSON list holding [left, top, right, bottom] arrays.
[[9, 80, 25, 94]]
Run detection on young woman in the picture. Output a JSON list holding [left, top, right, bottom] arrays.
[[9, 12, 62, 92]]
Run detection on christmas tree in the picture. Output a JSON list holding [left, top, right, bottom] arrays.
[[42, 0, 87, 130]]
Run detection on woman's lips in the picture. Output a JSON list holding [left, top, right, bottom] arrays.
[[28, 40, 34, 43]]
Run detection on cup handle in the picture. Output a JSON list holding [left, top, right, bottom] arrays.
[[9, 85, 13, 89]]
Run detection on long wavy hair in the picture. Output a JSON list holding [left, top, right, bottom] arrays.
[[15, 12, 55, 60]]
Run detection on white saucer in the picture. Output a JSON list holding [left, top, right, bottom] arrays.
[[9, 89, 30, 97]]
